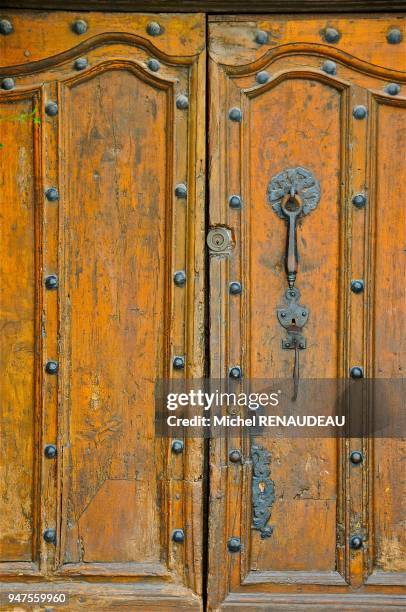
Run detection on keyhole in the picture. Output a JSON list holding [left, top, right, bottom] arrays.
[[258, 481, 265, 493], [213, 233, 225, 247]]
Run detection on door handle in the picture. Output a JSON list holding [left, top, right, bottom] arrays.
[[280, 189, 302, 289], [268, 168, 320, 399]]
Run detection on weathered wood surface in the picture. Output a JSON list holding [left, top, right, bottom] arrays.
[[0, 10, 206, 610], [208, 13, 406, 610], [0, 1, 405, 13]]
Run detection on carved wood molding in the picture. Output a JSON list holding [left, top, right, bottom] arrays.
[[0, 32, 197, 77], [221, 44, 406, 82], [0, 1, 405, 12]]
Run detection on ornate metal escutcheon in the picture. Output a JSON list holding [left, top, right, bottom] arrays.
[[251, 445, 275, 539], [268, 167, 320, 399]]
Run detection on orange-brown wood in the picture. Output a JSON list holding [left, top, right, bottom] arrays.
[[1, 8, 405, 612], [208, 13, 406, 610], [0, 10, 205, 610]]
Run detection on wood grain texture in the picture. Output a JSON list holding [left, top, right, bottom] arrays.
[[208, 13, 406, 610], [0, 1, 405, 13], [0, 11, 205, 610], [0, 94, 40, 565]]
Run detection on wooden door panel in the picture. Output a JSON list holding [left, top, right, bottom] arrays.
[[368, 99, 406, 585], [0, 11, 205, 609], [0, 93, 39, 567], [208, 14, 405, 609]]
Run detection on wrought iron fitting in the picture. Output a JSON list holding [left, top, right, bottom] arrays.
[[350, 366, 363, 379], [0, 19, 13, 35], [256, 71, 270, 84], [43, 528, 56, 544], [350, 451, 363, 465], [1, 77, 15, 90], [173, 356, 185, 370], [174, 271, 186, 286], [45, 275, 58, 290], [45, 361, 59, 375], [45, 101, 58, 116], [351, 280, 364, 294], [353, 105, 367, 120], [71, 19, 88, 35], [228, 107, 242, 122], [352, 193, 367, 209], [350, 535, 363, 550], [44, 444, 57, 459], [147, 58, 160, 72], [384, 83, 401, 96], [45, 188, 59, 202], [176, 95, 189, 110], [207, 227, 233, 255], [229, 195, 242, 209], [387, 28, 402, 44], [172, 529, 185, 543], [255, 30, 268, 45], [147, 22, 162, 36], [74, 57, 88, 71], [323, 27, 341, 43], [227, 537, 241, 552], [171, 439, 184, 454], [322, 60, 337, 75]]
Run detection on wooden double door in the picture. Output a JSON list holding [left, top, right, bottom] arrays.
[[0, 9, 405, 610]]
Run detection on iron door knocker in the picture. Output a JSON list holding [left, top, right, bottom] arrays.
[[267, 167, 320, 400]]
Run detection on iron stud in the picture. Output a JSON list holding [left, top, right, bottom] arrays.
[[175, 183, 187, 198], [350, 535, 363, 550], [352, 194, 367, 209], [1, 77, 15, 90], [351, 280, 364, 294], [45, 101, 58, 116], [323, 27, 340, 43], [43, 528, 56, 544], [172, 529, 185, 543], [45, 361, 59, 375], [0, 19, 13, 35], [173, 356, 185, 370], [322, 60, 337, 75], [71, 19, 88, 35], [227, 537, 241, 552], [229, 366, 242, 380], [229, 195, 242, 209], [174, 271, 186, 286], [255, 30, 268, 45], [45, 275, 58, 290], [229, 449, 242, 463], [171, 439, 184, 454], [229, 282, 242, 295], [44, 444, 57, 459], [353, 105, 367, 120], [229, 107, 242, 122], [256, 71, 270, 84], [74, 58, 88, 71], [350, 366, 363, 379], [147, 58, 160, 72], [387, 28, 402, 44], [350, 451, 363, 465], [147, 22, 162, 37], [385, 83, 401, 96], [176, 95, 189, 110], [45, 188, 59, 202]]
